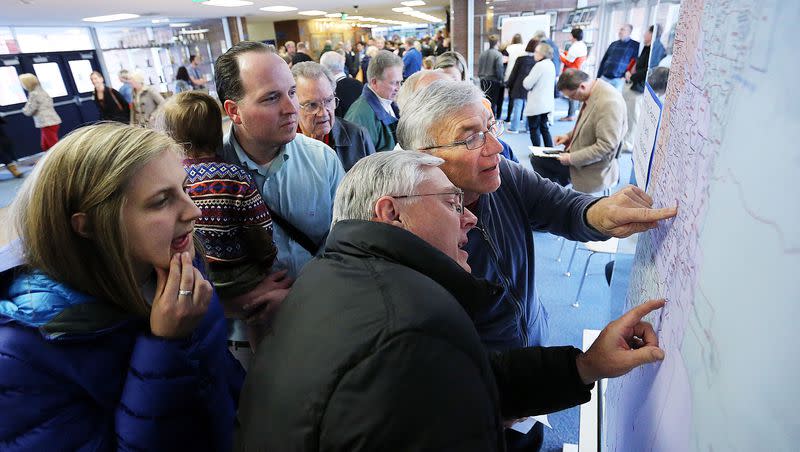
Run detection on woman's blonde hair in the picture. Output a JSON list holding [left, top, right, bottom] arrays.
[[12, 123, 184, 316], [151, 91, 224, 157], [18, 73, 40, 91]]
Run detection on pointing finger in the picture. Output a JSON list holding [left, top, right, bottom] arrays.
[[620, 299, 666, 328], [615, 206, 677, 225]]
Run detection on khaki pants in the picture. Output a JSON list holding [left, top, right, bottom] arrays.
[[622, 84, 643, 152]]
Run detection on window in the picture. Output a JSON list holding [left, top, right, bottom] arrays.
[[68, 60, 95, 93], [15, 27, 93, 53], [0, 66, 26, 106], [32, 62, 68, 97]]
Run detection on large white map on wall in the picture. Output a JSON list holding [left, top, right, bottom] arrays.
[[605, 0, 800, 450]]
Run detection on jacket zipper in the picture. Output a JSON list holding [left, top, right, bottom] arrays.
[[474, 223, 528, 348]]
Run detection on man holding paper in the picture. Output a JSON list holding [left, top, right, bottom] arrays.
[[555, 69, 627, 194]]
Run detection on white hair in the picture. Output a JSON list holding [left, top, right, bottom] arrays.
[[396, 80, 485, 150], [291, 61, 336, 91], [332, 151, 444, 225], [320, 51, 346, 75], [129, 71, 146, 84], [395, 70, 428, 113]]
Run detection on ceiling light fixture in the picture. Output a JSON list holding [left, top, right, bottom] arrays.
[[82, 13, 140, 22], [392, 7, 413, 12], [401, 0, 426, 6], [259, 5, 298, 12], [169, 22, 191, 27], [325, 13, 342, 18], [200, 0, 254, 7], [298, 10, 327, 16]]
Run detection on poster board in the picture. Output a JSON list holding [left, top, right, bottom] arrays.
[[604, 1, 800, 451]]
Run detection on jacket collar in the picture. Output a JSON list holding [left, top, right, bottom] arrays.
[[0, 240, 135, 340], [325, 220, 501, 317], [362, 84, 399, 127]]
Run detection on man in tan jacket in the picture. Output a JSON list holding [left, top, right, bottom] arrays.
[[554, 69, 626, 193]]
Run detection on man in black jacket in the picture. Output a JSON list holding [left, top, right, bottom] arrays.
[[236, 151, 666, 451], [320, 50, 364, 119]]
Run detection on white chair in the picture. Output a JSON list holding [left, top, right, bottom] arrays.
[[569, 238, 618, 308]]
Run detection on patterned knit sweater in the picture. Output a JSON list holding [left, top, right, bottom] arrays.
[[183, 156, 273, 265]]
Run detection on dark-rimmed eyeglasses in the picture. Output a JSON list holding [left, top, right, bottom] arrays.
[[299, 96, 339, 115], [393, 188, 464, 214], [419, 120, 505, 151]]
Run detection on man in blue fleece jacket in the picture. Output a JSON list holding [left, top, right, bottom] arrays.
[[397, 79, 677, 449]]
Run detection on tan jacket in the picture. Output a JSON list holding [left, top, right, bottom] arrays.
[[565, 79, 626, 193]]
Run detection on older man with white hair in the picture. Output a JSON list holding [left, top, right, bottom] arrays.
[[292, 61, 375, 171], [397, 80, 676, 449], [397, 80, 676, 349], [236, 150, 668, 451], [320, 51, 363, 118]]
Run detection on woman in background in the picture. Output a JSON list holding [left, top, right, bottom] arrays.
[[173, 66, 193, 94], [523, 42, 556, 147], [0, 123, 244, 451], [129, 71, 165, 126], [505, 38, 539, 134], [90, 70, 130, 123], [19, 73, 61, 151]]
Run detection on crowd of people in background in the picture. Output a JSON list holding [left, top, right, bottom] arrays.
[[0, 20, 678, 451]]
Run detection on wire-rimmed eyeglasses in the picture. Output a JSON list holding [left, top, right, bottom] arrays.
[[393, 188, 464, 214], [419, 120, 505, 151], [299, 96, 339, 115]]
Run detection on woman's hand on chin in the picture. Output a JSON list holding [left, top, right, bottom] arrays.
[[150, 251, 213, 338]]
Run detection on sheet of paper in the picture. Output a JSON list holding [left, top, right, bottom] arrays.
[[509, 415, 551, 434], [632, 82, 663, 191], [528, 145, 565, 159]]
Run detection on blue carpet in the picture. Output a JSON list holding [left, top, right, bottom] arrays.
[[500, 98, 634, 451]]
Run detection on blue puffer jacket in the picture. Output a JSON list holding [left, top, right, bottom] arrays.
[[0, 243, 245, 451]]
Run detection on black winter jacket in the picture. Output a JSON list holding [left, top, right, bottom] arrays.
[[236, 220, 592, 451], [506, 55, 536, 100]]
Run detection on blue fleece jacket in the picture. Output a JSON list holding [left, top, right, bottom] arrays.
[[0, 243, 244, 451], [464, 158, 607, 351]]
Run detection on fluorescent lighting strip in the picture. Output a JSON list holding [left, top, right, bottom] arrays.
[[200, 0, 254, 7], [260, 6, 298, 12], [82, 13, 140, 22]]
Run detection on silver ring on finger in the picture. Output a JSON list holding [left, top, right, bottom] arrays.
[[179, 289, 193, 297]]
